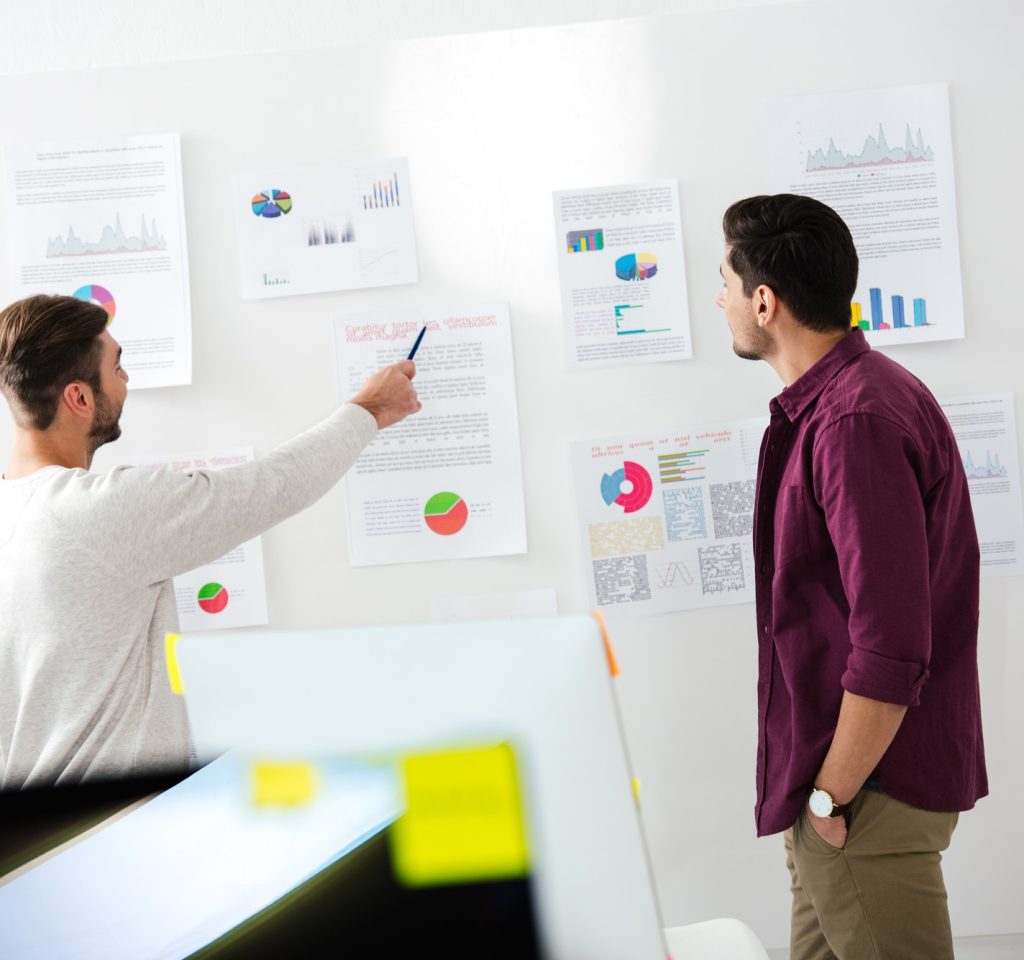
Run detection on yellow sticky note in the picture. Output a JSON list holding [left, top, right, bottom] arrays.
[[391, 743, 530, 887], [631, 777, 642, 808], [164, 633, 184, 695], [251, 760, 318, 807]]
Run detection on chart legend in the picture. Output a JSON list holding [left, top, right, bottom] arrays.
[[424, 491, 469, 536], [72, 283, 116, 321]]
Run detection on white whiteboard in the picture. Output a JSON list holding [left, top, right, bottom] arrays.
[[0, 0, 1021, 947]]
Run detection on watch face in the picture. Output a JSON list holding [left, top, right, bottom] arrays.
[[809, 789, 834, 818]]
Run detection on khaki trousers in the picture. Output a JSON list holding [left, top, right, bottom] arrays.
[[783, 789, 959, 960]]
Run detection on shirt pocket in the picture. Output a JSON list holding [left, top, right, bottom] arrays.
[[774, 483, 810, 568]]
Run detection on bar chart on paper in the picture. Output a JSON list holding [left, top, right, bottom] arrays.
[[362, 171, 401, 209], [850, 287, 929, 331], [764, 84, 964, 346], [306, 218, 355, 246], [567, 228, 604, 252]]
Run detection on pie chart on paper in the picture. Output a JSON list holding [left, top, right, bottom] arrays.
[[615, 252, 658, 282], [251, 189, 293, 218], [424, 491, 469, 536], [72, 284, 116, 322], [197, 582, 229, 614]]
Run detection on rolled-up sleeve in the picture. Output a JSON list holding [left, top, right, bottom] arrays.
[[813, 413, 932, 706]]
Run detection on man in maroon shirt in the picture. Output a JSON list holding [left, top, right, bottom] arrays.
[[716, 194, 987, 960]]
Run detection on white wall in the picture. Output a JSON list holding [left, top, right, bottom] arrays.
[[1, 0, 1021, 950]]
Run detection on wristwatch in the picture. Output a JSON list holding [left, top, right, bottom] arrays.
[[808, 786, 851, 819]]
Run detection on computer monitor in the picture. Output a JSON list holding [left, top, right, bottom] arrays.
[[177, 615, 667, 960], [0, 616, 667, 960]]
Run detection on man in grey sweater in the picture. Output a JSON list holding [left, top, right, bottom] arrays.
[[0, 294, 420, 790]]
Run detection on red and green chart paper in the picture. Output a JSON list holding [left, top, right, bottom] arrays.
[[334, 302, 527, 567]]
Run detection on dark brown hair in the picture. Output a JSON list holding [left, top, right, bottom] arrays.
[[723, 194, 858, 333], [0, 294, 109, 430]]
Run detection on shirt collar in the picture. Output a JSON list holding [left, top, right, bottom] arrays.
[[771, 328, 870, 422]]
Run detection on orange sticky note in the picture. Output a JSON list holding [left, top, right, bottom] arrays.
[[391, 743, 530, 888], [164, 633, 184, 695], [251, 760, 318, 807]]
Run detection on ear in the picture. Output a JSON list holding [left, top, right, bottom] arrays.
[[754, 284, 777, 328], [61, 381, 94, 422]]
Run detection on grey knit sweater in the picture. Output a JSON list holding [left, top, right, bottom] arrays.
[[0, 404, 376, 790]]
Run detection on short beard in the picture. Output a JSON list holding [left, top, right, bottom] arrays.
[[88, 388, 123, 453], [732, 317, 774, 362], [732, 343, 766, 361]]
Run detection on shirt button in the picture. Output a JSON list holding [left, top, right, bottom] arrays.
[[761, 565, 768, 574], [762, 624, 768, 634]]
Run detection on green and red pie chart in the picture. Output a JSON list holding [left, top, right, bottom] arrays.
[[197, 582, 229, 614], [424, 491, 468, 536]]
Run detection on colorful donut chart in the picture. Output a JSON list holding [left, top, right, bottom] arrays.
[[72, 284, 116, 322], [600, 461, 653, 513]]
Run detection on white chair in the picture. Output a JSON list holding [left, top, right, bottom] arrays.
[[663, 918, 772, 959]]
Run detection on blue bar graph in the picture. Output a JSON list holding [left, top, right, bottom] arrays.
[[869, 288, 883, 330], [858, 287, 929, 331], [892, 295, 906, 328], [913, 298, 927, 327], [362, 171, 401, 209]]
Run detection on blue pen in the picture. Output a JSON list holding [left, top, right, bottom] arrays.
[[407, 325, 426, 360]]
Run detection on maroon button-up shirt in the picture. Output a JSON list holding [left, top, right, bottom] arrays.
[[753, 329, 988, 836]]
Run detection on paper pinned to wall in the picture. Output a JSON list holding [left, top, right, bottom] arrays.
[[2, 132, 192, 388], [129, 447, 270, 630], [940, 392, 1024, 578], [232, 157, 417, 299], [553, 179, 692, 368], [332, 302, 527, 567], [763, 83, 964, 345], [571, 418, 767, 616]]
